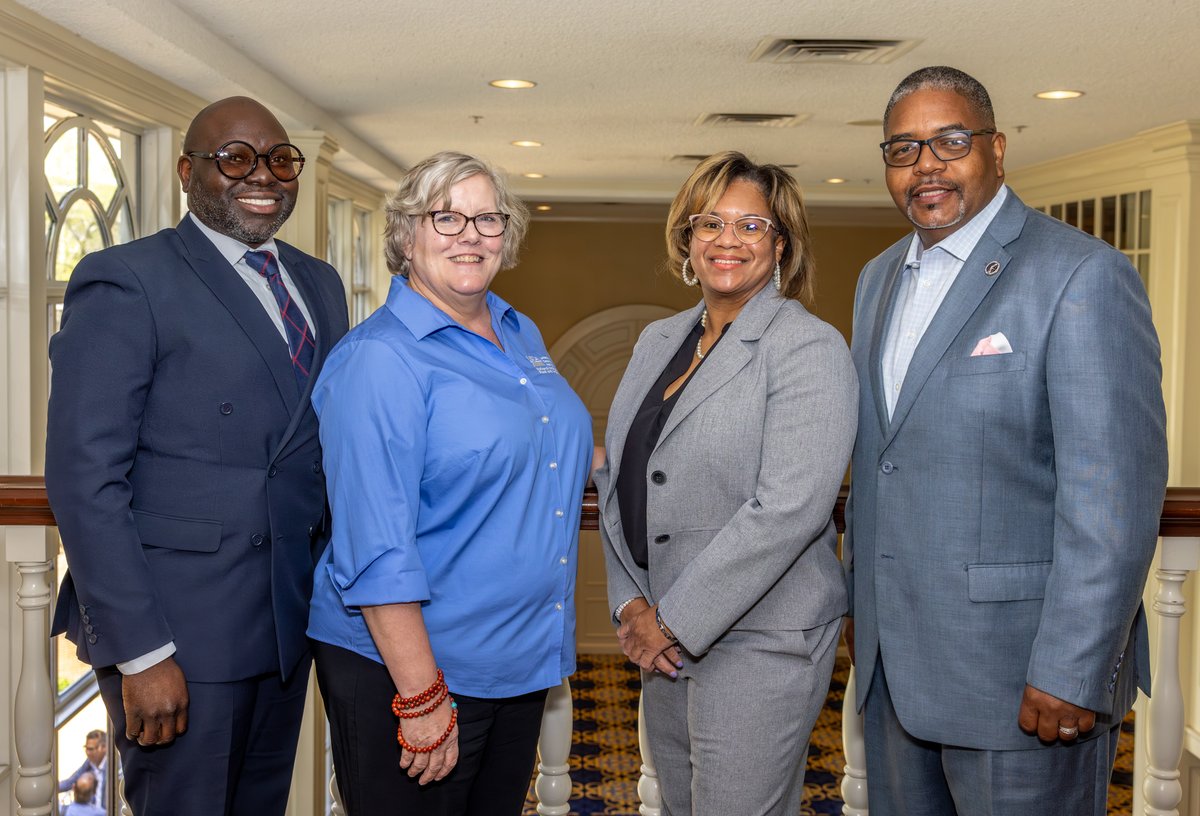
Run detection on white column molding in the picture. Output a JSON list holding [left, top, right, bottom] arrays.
[[281, 131, 339, 259], [534, 678, 572, 816], [636, 691, 661, 816], [1144, 536, 1200, 816], [6, 525, 55, 816], [139, 125, 182, 234], [840, 665, 869, 815]]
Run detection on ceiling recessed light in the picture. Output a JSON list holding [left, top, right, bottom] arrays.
[[522, 172, 545, 179], [824, 177, 847, 184], [511, 140, 542, 148], [535, 205, 552, 212], [1035, 89, 1084, 100], [489, 79, 537, 90]]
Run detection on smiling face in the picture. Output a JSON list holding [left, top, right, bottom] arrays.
[[884, 88, 1006, 246], [689, 178, 784, 306], [178, 97, 298, 247], [404, 173, 504, 312]]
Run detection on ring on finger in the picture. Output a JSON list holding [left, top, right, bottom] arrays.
[[1058, 725, 1079, 738]]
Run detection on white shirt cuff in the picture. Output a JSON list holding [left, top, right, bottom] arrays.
[[116, 642, 176, 675]]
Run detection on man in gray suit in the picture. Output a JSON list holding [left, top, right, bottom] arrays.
[[842, 66, 1167, 814]]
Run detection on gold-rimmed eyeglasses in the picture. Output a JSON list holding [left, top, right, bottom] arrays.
[[687, 214, 775, 245], [879, 129, 996, 167]]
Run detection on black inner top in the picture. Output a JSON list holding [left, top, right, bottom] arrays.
[[616, 317, 728, 568]]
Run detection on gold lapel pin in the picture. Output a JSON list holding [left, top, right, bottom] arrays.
[[984, 260, 1001, 276]]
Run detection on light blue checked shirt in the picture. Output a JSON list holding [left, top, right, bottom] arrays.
[[882, 185, 1008, 418]]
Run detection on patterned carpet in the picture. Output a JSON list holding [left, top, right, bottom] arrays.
[[524, 654, 1135, 815]]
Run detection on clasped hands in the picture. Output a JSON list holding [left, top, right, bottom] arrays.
[[617, 598, 683, 679]]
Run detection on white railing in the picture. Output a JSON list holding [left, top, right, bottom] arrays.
[[5, 482, 1197, 816]]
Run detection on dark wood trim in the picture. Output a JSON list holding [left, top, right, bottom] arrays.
[[5, 479, 1199, 539]]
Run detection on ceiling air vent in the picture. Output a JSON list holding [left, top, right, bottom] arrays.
[[670, 154, 711, 163], [694, 112, 809, 128], [751, 38, 919, 65]]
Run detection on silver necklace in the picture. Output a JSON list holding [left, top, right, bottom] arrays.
[[696, 309, 708, 359]]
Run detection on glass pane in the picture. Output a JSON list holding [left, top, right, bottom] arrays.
[[1049, 203, 1063, 221], [1065, 201, 1078, 228], [326, 201, 339, 266], [113, 202, 134, 246], [353, 292, 370, 326], [1136, 254, 1149, 288], [87, 133, 121, 212], [1101, 196, 1117, 247], [46, 203, 56, 244], [353, 211, 369, 287], [55, 199, 106, 282], [56, 694, 109, 812], [1120, 193, 1137, 250], [1081, 200, 1096, 236], [46, 130, 80, 204], [44, 100, 77, 132], [1139, 190, 1151, 250]]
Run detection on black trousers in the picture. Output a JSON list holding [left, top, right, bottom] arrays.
[[96, 661, 310, 816], [312, 640, 549, 816]]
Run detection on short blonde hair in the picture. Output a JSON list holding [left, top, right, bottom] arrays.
[[384, 151, 529, 275], [665, 151, 816, 304]]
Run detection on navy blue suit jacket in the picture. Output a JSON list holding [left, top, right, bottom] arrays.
[[47, 216, 349, 682]]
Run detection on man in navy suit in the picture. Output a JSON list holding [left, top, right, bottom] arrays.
[[843, 67, 1167, 814], [46, 97, 349, 816], [57, 730, 106, 809]]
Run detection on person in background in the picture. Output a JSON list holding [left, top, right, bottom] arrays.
[[46, 96, 349, 816], [58, 730, 107, 809], [596, 150, 857, 815], [61, 773, 105, 816], [308, 151, 593, 816], [842, 66, 1167, 815]]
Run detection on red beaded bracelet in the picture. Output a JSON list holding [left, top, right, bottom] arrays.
[[396, 685, 449, 720], [391, 669, 445, 714], [397, 700, 458, 754]]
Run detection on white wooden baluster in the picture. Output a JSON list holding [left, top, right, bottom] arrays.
[[329, 769, 345, 816], [636, 691, 662, 816], [8, 526, 56, 816], [1143, 536, 1199, 816], [840, 665, 869, 815], [118, 773, 132, 816], [534, 678, 573, 816]]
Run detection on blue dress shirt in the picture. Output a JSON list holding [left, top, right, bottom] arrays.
[[308, 277, 593, 697]]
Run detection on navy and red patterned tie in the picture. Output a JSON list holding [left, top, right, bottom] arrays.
[[244, 250, 315, 388]]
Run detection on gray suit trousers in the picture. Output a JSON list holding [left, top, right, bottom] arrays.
[[641, 618, 840, 816]]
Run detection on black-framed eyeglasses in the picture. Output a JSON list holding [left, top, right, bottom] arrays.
[[879, 129, 997, 167], [687, 214, 775, 245], [427, 210, 510, 237], [185, 141, 305, 181]]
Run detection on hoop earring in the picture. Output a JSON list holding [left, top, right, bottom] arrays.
[[682, 257, 698, 287], [773, 261, 782, 292]]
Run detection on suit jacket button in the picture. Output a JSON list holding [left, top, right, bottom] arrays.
[[651, 470, 666, 484], [251, 533, 265, 547], [880, 461, 894, 474], [85, 624, 95, 634], [81, 614, 91, 624], [312, 461, 322, 474], [655, 534, 671, 544], [87, 635, 97, 644], [79, 603, 87, 614], [219, 402, 233, 415], [268, 465, 278, 478]]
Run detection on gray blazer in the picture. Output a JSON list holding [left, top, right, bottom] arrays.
[[844, 188, 1168, 750], [596, 285, 858, 656]]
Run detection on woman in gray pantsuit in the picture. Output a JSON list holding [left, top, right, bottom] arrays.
[[594, 151, 857, 815]]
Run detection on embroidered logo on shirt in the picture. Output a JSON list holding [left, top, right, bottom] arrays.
[[527, 355, 559, 374]]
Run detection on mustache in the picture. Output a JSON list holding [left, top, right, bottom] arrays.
[[905, 179, 962, 203]]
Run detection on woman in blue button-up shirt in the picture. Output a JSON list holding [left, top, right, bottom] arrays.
[[307, 152, 593, 815]]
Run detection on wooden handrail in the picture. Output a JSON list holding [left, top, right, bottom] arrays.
[[4, 478, 1198, 537]]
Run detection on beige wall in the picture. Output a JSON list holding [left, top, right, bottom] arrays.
[[491, 216, 911, 348]]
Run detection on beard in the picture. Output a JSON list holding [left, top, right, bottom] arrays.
[[904, 183, 966, 233], [188, 186, 295, 246]]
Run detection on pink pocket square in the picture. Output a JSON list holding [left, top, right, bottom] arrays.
[[970, 332, 1013, 356]]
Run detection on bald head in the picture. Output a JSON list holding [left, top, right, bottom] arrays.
[[178, 96, 299, 247]]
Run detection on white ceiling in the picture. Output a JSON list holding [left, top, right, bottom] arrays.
[[16, 0, 1200, 209]]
